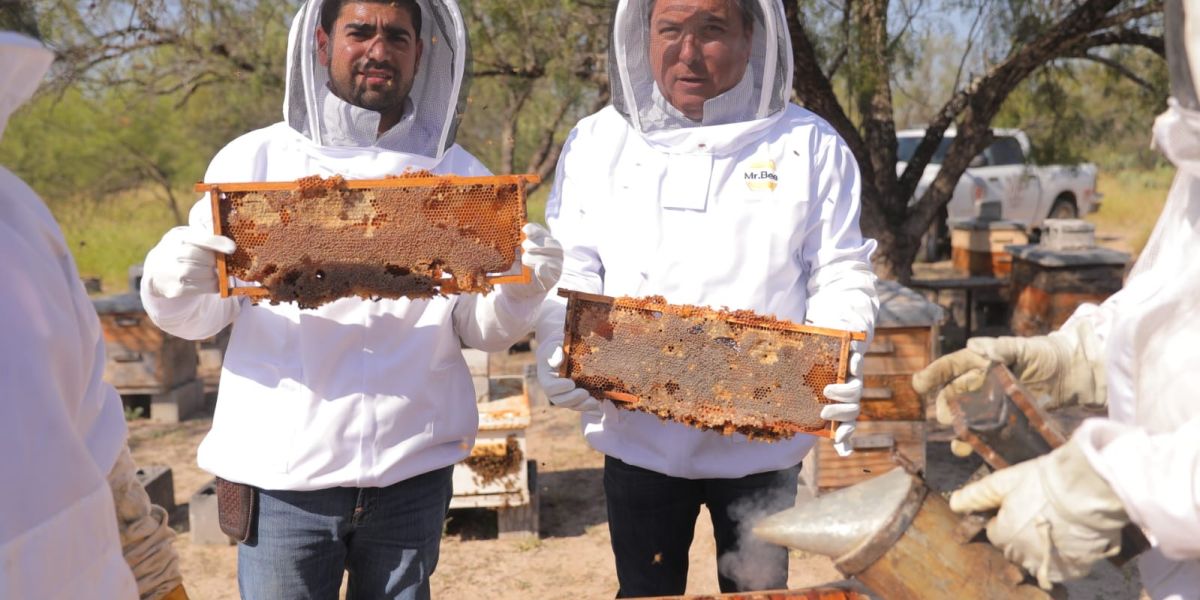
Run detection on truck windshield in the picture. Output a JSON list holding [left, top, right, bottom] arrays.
[[896, 136, 953, 164]]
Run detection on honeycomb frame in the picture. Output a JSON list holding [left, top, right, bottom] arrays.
[[197, 173, 535, 307], [558, 290, 867, 440]]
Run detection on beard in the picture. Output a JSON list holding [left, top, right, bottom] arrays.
[[327, 60, 411, 116]]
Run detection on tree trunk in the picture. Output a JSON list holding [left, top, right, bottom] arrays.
[[787, 0, 1155, 284]]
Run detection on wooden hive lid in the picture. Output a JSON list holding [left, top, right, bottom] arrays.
[[876, 280, 945, 328]]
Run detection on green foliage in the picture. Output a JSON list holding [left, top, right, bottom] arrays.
[[123, 404, 146, 421], [2, 0, 1166, 284], [0, 0, 292, 287], [456, 0, 609, 176], [527, 183, 550, 226], [994, 50, 1169, 169], [55, 187, 181, 292]]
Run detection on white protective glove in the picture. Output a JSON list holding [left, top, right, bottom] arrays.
[[949, 435, 1129, 590], [502, 223, 563, 301], [821, 342, 864, 457], [142, 226, 236, 299], [108, 446, 186, 600], [912, 319, 1106, 456], [535, 337, 602, 413]]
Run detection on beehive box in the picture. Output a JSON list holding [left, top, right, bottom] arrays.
[[92, 293, 203, 422], [450, 364, 538, 537], [802, 281, 944, 494], [199, 173, 535, 308], [196, 325, 231, 393], [1008, 244, 1129, 336], [803, 421, 927, 494], [559, 290, 866, 440], [949, 218, 1028, 278]]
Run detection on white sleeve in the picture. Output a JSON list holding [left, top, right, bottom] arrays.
[[1077, 417, 1200, 561], [799, 132, 879, 338], [1060, 290, 1125, 348], [453, 289, 543, 352], [140, 196, 242, 340], [536, 127, 606, 344], [448, 145, 545, 351], [1, 173, 138, 599]]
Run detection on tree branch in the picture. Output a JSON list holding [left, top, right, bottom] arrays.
[[1069, 52, 1156, 91], [782, 0, 866, 163]]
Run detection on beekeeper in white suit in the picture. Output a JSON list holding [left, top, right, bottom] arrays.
[[1, 4, 187, 599], [912, 1, 1200, 596], [138, 0, 562, 597], [534, 0, 878, 595]]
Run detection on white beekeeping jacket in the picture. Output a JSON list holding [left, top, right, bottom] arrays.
[[0, 31, 137, 599], [1062, 104, 1200, 600], [1057, 5, 1200, 597], [542, 0, 879, 479], [141, 0, 541, 491]]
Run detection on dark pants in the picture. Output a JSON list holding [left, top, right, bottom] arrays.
[[604, 456, 800, 598], [236, 465, 454, 600]]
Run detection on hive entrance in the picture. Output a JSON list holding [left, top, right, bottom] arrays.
[[559, 291, 866, 440], [199, 173, 534, 308]]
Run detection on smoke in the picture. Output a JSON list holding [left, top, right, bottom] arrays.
[[715, 476, 797, 591]]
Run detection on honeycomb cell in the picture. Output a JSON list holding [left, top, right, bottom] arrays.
[[560, 293, 863, 441], [210, 172, 530, 308]]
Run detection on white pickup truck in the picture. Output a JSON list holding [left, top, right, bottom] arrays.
[[897, 128, 1101, 259]]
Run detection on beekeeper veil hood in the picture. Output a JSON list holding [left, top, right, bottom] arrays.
[[1136, 0, 1200, 281], [0, 1, 52, 142], [1166, 0, 1200, 112], [609, 0, 792, 134], [283, 0, 470, 158]]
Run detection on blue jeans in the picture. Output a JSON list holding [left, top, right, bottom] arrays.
[[237, 466, 454, 600], [604, 456, 800, 598]]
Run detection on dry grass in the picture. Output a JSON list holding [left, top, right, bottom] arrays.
[[1086, 167, 1174, 257], [50, 186, 184, 295]]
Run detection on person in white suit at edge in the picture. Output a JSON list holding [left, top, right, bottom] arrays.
[[913, 1, 1200, 597], [0, 2, 188, 599], [534, 0, 879, 596], [137, 0, 562, 598]]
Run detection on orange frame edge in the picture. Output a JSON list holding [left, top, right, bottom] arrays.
[[203, 173, 538, 299]]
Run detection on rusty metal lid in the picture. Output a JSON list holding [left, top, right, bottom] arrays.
[[1006, 244, 1131, 267]]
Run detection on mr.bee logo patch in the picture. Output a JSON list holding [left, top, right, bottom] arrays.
[[744, 160, 779, 192]]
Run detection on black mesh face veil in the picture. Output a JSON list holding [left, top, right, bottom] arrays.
[[1167, 0, 1200, 111], [0, 0, 40, 39]]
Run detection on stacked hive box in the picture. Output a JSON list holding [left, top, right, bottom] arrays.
[[1008, 246, 1129, 335], [92, 293, 203, 422], [449, 349, 538, 537], [801, 281, 945, 495], [1008, 220, 1129, 336], [197, 326, 231, 393], [949, 218, 1029, 278]]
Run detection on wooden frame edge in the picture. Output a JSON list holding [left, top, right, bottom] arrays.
[[195, 173, 541, 193], [556, 289, 867, 340], [209, 186, 231, 299]]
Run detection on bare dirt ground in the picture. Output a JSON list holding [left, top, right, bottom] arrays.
[[128, 343, 1145, 600], [127, 383, 842, 600]]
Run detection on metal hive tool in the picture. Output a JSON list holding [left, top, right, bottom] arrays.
[[197, 172, 535, 308], [558, 290, 868, 440]]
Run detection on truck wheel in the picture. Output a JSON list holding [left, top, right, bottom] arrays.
[[1048, 196, 1078, 219]]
